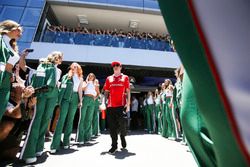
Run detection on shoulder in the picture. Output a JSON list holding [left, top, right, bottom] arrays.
[[121, 74, 129, 79], [106, 75, 113, 81], [121, 74, 129, 82]]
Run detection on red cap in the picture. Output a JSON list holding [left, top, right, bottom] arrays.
[[111, 61, 122, 67]]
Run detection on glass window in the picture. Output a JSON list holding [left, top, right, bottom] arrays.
[[27, 0, 45, 8], [0, 0, 27, 6], [20, 8, 41, 26], [0, 6, 3, 15], [19, 27, 36, 42], [0, 6, 24, 22], [144, 0, 160, 9], [69, 0, 107, 3], [17, 42, 31, 52], [108, 0, 143, 8]]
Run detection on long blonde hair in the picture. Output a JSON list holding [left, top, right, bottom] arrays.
[[0, 20, 21, 35], [47, 51, 63, 64]]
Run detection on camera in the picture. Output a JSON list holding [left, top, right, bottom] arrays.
[[33, 85, 49, 96], [25, 48, 34, 53]]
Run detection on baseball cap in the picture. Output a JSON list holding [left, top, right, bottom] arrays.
[[111, 61, 122, 67]]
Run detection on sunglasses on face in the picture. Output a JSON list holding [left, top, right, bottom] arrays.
[[113, 64, 120, 67]]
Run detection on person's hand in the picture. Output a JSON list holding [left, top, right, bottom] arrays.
[[20, 49, 29, 58], [22, 86, 35, 98], [78, 101, 82, 108], [125, 103, 130, 112]]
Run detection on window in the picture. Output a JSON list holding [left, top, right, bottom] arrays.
[[0, 0, 27, 6], [17, 42, 31, 52], [27, 0, 45, 8], [20, 8, 41, 26], [0, 6, 3, 15], [0, 6, 24, 22], [19, 27, 35, 42], [69, 0, 107, 3], [108, 0, 143, 8], [144, 0, 160, 9]]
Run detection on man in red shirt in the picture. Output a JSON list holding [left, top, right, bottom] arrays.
[[103, 61, 130, 154]]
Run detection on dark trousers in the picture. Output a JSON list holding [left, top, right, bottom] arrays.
[[107, 106, 126, 148], [130, 111, 138, 130]]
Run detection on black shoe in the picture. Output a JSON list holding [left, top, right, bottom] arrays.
[[108, 147, 117, 154], [121, 136, 127, 149]]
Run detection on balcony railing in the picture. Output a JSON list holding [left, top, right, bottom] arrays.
[[41, 31, 174, 52]]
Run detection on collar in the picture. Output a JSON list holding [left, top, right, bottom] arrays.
[[2, 35, 18, 56], [3, 35, 11, 44], [113, 73, 123, 77]]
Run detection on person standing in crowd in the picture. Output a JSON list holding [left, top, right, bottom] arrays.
[[20, 51, 63, 164], [130, 96, 139, 130], [76, 73, 99, 144], [154, 88, 162, 134], [172, 66, 184, 138], [160, 82, 167, 138], [146, 91, 155, 133], [103, 61, 130, 154], [163, 79, 176, 139], [50, 62, 83, 153], [0, 20, 24, 121]]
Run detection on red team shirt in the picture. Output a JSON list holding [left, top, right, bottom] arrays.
[[104, 73, 130, 108]]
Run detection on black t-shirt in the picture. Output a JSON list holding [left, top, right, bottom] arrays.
[[19, 67, 30, 81]]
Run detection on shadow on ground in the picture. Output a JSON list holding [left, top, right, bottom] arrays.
[[100, 148, 136, 159]]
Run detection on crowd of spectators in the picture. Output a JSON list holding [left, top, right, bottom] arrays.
[[42, 25, 175, 51]]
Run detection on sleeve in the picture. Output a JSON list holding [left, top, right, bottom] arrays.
[[103, 77, 110, 91], [125, 75, 130, 89]]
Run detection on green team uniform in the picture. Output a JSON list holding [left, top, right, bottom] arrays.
[[181, 72, 215, 166], [50, 74, 80, 150], [154, 95, 162, 134], [160, 91, 168, 138], [76, 95, 95, 143], [0, 35, 15, 121], [164, 95, 173, 138], [145, 103, 154, 133], [92, 97, 101, 136], [20, 63, 59, 160]]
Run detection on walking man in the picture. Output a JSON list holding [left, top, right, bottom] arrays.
[[103, 61, 130, 154]]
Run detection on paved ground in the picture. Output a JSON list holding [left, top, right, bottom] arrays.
[[1, 130, 197, 167]]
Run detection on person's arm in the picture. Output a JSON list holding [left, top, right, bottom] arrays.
[[126, 88, 131, 112], [95, 79, 100, 98], [78, 78, 83, 108], [82, 81, 87, 91], [19, 50, 29, 71]]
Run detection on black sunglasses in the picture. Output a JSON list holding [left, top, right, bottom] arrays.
[[113, 64, 120, 67]]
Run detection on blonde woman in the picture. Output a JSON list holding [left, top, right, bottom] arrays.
[[50, 62, 83, 153], [0, 20, 23, 121], [76, 73, 99, 144], [20, 51, 63, 164]]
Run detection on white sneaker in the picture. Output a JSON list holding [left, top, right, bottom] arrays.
[[79, 141, 84, 145], [35, 151, 43, 157], [25, 157, 37, 164], [63, 145, 69, 149], [50, 149, 56, 154]]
